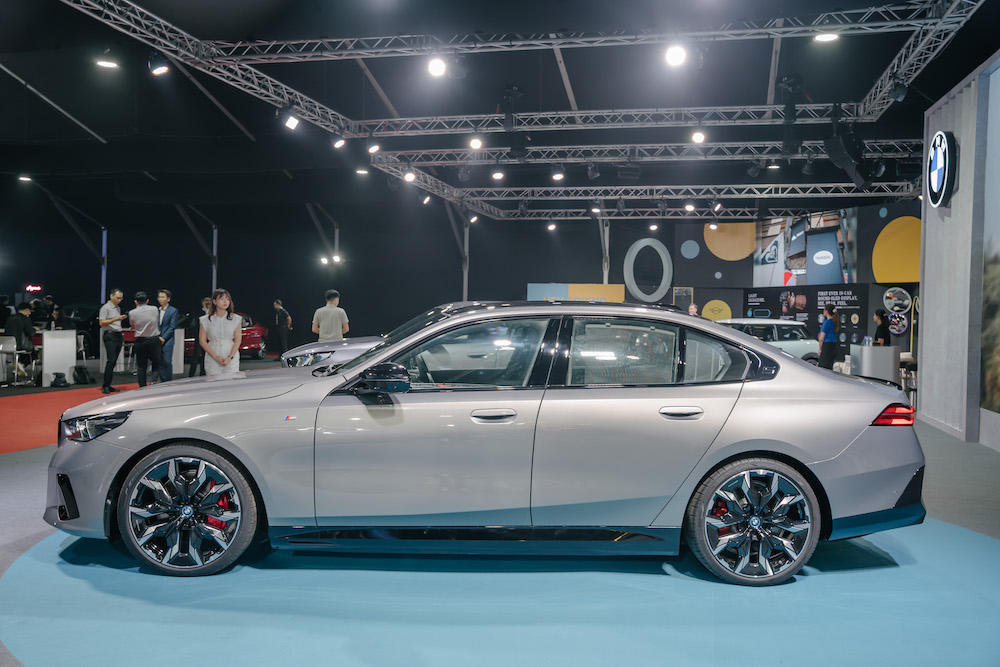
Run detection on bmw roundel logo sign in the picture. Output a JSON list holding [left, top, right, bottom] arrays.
[[927, 130, 957, 208]]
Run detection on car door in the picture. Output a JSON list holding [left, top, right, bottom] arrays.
[[531, 317, 747, 527], [314, 317, 556, 527]]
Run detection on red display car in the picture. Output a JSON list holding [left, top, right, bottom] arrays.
[[182, 312, 269, 360]]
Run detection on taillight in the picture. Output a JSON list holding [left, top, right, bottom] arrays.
[[872, 403, 915, 426]]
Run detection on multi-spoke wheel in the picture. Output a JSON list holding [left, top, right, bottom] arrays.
[[117, 444, 258, 576], [684, 458, 820, 586]]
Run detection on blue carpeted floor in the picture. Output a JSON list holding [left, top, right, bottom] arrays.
[[1, 518, 998, 666]]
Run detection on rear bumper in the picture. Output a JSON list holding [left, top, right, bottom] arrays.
[[828, 465, 925, 540]]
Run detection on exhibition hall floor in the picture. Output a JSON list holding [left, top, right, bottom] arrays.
[[1, 385, 999, 665]]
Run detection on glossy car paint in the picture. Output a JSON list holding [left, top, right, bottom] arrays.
[[280, 336, 383, 368], [45, 302, 924, 573]]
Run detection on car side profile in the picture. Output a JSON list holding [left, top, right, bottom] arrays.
[[280, 336, 383, 368], [717, 318, 820, 364], [45, 302, 924, 586]]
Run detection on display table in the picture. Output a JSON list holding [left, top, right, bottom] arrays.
[[850, 344, 901, 384]]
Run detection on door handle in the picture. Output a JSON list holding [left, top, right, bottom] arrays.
[[467, 353, 488, 358], [659, 406, 704, 419], [470, 408, 517, 423]]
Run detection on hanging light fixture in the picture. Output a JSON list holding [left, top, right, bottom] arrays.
[[147, 51, 170, 76], [366, 131, 380, 154], [277, 106, 299, 130], [96, 47, 119, 69], [330, 131, 346, 149], [551, 164, 566, 181]]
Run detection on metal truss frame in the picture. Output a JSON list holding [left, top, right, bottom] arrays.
[[374, 139, 923, 166], [503, 207, 811, 221], [203, 3, 942, 63], [458, 182, 917, 202]]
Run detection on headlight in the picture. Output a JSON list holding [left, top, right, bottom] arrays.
[[287, 352, 335, 367], [61, 412, 131, 442]]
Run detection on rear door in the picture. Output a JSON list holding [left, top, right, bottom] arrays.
[[531, 317, 747, 526]]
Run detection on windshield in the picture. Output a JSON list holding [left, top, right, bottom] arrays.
[[335, 305, 459, 375]]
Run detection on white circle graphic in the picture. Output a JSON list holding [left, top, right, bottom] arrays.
[[623, 238, 673, 303]]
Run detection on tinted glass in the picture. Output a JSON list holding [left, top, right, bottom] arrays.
[[391, 318, 549, 389], [747, 324, 775, 341], [566, 318, 679, 386], [683, 331, 748, 383], [777, 325, 809, 341]]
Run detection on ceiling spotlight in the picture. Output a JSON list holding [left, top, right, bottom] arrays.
[[814, 32, 839, 43], [469, 136, 483, 150], [587, 163, 601, 180], [332, 254, 342, 263], [366, 132, 380, 153], [331, 132, 346, 149], [551, 164, 566, 181], [747, 161, 762, 177], [458, 165, 472, 182], [278, 106, 299, 130], [890, 78, 909, 103], [547, 223, 556, 231], [616, 198, 626, 214], [320, 257, 329, 265], [469, 214, 479, 223], [96, 47, 119, 69], [710, 200, 723, 213], [590, 199, 601, 214], [356, 168, 369, 175], [518, 200, 528, 215], [491, 166, 505, 180], [709, 221, 719, 230], [802, 156, 815, 175], [691, 130, 706, 144], [422, 195, 432, 205], [649, 224, 659, 231], [767, 162, 780, 170], [404, 169, 416, 182], [873, 160, 887, 178], [147, 51, 170, 76], [18, 175, 32, 182], [665, 44, 687, 67], [428, 57, 446, 77], [658, 200, 669, 215], [684, 200, 696, 212]]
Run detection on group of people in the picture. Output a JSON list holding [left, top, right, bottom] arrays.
[[98, 288, 182, 393], [817, 304, 892, 370]]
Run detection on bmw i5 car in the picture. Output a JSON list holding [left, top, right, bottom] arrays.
[[45, 301, 924, 586], [280, 336, 383, 368]]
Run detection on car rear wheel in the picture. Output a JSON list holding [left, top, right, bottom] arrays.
[[683, 458, 820, 586], [117, 443, 258, 576], [254, 338, 267, 360]]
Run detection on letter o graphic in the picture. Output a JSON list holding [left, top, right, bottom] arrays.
[[623, 238, 673, 303]]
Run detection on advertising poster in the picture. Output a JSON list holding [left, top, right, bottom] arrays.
[[805, 228, 844, 285], [744, 285, 869, 358], [753, 233, 786, 287]]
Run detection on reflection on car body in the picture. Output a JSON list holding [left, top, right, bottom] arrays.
[[45, 301, 924, 586]]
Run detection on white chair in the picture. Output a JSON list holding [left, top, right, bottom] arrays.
[[0, 336, 16, 387]]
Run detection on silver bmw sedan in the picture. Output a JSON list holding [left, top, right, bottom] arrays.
[[44, 301, 924, 586]]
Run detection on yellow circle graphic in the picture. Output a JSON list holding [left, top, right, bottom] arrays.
[[872, 216, 921, 282], [701, 299, 733, 321], [703, 222, 755, 261]]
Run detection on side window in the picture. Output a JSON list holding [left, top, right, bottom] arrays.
[[778, 325, 808, 341], [241, 315, 253, 328], [391, 318, 549, 389], [567, 318, 679, 386], [683, 331, 748, 384], [747, 324, 775, 342]]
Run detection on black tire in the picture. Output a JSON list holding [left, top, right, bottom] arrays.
[[683, 457, 820, 586], [254, 339, 268, 360], [117, 443, 258, 576], [803, 354, 820, 366]]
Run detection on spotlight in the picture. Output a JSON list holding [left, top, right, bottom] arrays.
[[710, 200, 723, 213], [96, 47, 119, 69], [814, 32, 839, 43], [147, 51, 170, 76], [356, 168, 369, 175], [649, 224, 659, 231], [587, 163, 601, 180], [491, 166, 505, 180], [469, 214, 478, 223], [278, 106, 300, 130], [518, 200, 528, 215], [590, 199, 601, 214], [890, 78, 908, 103], [422, 195, 432, 205], [320, 257, 329, 265], [447, 57, 468, 80], [918, 194, 924, 201], [404, 169, 416, 182], [332, 254, 342, 263], [18, 175, 31, 182], [616, 198, 626, 214], [657, 200, 669, 215], [691, 130, 706, 144], [547, 223, 556, 231], [458, 165, 472, 182], [366, 132, 380, 153], [684, 200, 696, 212], [746, 161, 762, 177], [665, 44, 687, 67], [551, 164, 566, 181], [709, 221, 719, 230], [766, 161, 780, 170], [873, 160, 886, 178], [331, 131, 346, 149], [469, 136, 483, 150], [428, 57, 446, 77], [802, 156, 815, 175]]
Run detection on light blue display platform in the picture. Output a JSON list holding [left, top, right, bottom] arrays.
[[2, 519, 999, 666]]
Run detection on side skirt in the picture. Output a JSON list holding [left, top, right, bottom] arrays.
[[269, 526, 681, 556]]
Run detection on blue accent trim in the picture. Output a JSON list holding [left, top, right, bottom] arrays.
[[828, 503, 926, 541]]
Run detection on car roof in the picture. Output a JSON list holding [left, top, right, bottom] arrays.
[[438, 300, 687, 317], [717, 318, 808, 326]]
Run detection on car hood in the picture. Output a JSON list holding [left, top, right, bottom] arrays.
[[281, 336, 383, 359], [62, 368, 313, 419]]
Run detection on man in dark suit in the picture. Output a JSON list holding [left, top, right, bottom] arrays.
[[157, 289, 180, 382]]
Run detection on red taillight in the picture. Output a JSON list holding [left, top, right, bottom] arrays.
[[872, 403, 915, 426]]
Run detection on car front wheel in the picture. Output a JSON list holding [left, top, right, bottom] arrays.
[[117, 443, 258, 576], [255, 338, 267, 360], [683, 457, 820, 586]]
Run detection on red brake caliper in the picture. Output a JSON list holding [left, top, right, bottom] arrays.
[[205, 480, 229, 530], [712, 499, 731, 536]]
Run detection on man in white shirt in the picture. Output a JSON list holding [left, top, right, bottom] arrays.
[[98, 288, 128, 394], [128, 291, 161, 387], [312, 289, 349, 342]]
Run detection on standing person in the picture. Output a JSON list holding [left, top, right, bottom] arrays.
[[200, 288, 242, 377], [272, 299, 292, 355], [98, 288, 129, 394], [128, 292, 161, 388], [157, 289, 180, 382], [688, 303, 699, 316], [188, 296, 213, 377], [818, 303, 840, 370], [873, 308, 892, 347], [311, 289, 349, 342]]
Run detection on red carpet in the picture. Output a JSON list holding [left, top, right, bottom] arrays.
[[0, 384, 139, 454]]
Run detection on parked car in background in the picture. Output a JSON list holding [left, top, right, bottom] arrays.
[[47, 301, 924, 586], [181, 312, 269, 360], [717, 318, 820, 364], [280, 336, 383, 368]]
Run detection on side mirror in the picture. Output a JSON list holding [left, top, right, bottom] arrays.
[[355, 362, 411, 394]]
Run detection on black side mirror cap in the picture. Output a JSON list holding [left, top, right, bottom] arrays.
[[355, 362, 411, 394]]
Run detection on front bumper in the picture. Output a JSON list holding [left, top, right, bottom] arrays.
[[44, 437, 134, 539]]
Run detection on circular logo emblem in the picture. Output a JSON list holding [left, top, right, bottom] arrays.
[[927, 130, 956, 209], [749, 516, 762, 528], [813, 250, 834, 266], [181, 506, 194, 517]]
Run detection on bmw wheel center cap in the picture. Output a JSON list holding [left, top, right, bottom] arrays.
[[749, 516, 762, 529], [181, 505, 194, 517]]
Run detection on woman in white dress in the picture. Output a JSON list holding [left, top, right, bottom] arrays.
[[199, 288, 242, 377]]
